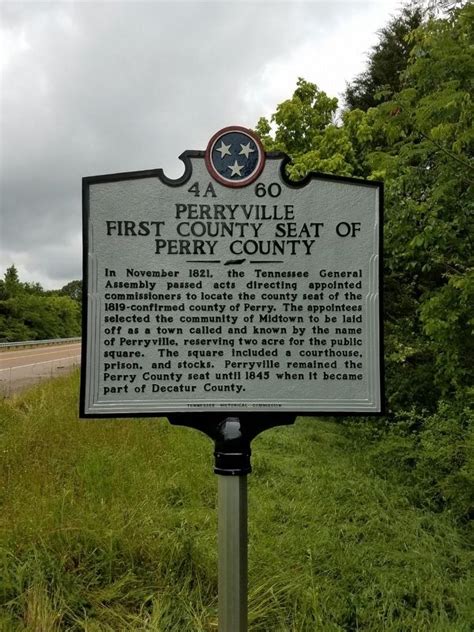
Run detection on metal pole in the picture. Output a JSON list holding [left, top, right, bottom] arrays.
[[168, 413, 295, 632], [218, 474, 248, 632]]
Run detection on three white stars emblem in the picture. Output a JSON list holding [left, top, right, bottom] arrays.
[[206, 128, 264, 186], [217, 141, 256, 177]]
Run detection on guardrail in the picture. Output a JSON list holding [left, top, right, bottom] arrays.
[[0, 337, 81, 350]]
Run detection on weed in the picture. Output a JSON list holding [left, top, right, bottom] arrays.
[[0, 373, 471, 630]]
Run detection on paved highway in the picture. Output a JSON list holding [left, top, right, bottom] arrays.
[[0, 342, 81, 394]]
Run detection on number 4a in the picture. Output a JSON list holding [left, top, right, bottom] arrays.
[[187, 182, 217, 197]]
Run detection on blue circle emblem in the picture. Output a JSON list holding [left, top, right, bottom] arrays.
[[205, 126, 265, 188]]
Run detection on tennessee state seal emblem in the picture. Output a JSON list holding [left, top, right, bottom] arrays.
[[205, 126, 265, 188]]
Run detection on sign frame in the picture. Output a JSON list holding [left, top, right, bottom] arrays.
[[80, 149, 384, 418]]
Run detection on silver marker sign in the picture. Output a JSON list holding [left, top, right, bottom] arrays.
[[80, 126, 383, 417]]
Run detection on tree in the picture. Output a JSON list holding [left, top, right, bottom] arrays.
[[59, 280, 82, 303], [255, 4, 473, 406], [0, 267, 82, 341], [0, 265, 22, 299], [255, 78, 359, 178], [343, 6, 424, 111], [366, 2, 473, 399]]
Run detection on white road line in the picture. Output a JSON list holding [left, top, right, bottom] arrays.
[[0, 355, 81, 372]]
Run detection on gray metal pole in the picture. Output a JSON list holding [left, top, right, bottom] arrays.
[[218, 474, 248, 632], [168, 415, 295, 631]]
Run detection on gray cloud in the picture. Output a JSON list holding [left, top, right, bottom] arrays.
[[1, 1, 399, 288]]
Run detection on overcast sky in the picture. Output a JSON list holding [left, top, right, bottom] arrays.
[[1, 0, 403, 289]]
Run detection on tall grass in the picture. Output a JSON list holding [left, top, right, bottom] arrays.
[[0, 372, 471, 630]]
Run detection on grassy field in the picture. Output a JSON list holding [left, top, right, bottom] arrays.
[[0, 371, 471, 630]]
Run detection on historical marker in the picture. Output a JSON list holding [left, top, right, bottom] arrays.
[[80, 126, 383, 417]]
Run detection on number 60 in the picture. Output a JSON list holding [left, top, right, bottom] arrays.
[[255, 182, 282, 198]]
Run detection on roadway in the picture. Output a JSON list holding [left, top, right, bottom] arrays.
[[0, 342, 81, 395]]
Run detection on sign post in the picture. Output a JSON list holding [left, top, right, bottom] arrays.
[[218, 472, 247, 632], [169, 413, 295, 631], [81, 126, 383, 631]]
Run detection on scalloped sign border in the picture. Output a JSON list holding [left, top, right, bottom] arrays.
[[81, 133, 384, 418]]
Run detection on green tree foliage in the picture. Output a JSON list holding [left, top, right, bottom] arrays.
[[0, 266, 81, 342], [255, 3, 473, 521], [368, 2, 473, 402], [343, 6, 423, 111], [0, 265, 22, 300], [59, 279, 82, 303], [256, 78, 357, 178]]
